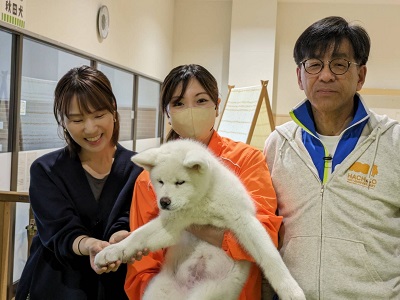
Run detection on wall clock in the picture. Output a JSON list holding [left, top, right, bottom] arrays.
[[98, 5, 110, 39]]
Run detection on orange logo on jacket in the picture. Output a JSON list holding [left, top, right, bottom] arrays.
[[349, 162, 378, 177]]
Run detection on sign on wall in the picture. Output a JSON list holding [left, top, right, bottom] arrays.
[[1, 0, 25, 28]]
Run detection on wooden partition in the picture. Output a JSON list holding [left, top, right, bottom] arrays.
[[0, 191, 29, 300], [359, 88, 400, 96], [274, 88, 400, 127], [217, 80, 275, 151]]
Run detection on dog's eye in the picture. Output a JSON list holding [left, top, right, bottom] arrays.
[[158, 180, 164, 186], [175, 180, 185, 186]]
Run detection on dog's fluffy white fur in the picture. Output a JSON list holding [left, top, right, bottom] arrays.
[[95, 139, 305, 300]]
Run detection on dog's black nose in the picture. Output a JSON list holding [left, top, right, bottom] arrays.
[[159, 197, 171, 209]]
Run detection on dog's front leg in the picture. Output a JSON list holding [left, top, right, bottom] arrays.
[[229, 214, 306, 300], [94, 217, 181, 267]]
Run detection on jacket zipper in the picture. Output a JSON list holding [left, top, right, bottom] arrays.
[[318, 183, 325, 300]]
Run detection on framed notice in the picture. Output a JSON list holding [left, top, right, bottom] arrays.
[[217, 80, 274, 151]]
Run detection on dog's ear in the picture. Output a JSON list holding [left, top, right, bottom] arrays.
[[183, 150, 210, 173], [131, 148, 159, 171]]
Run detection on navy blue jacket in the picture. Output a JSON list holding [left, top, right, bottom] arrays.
[[16, 144, 142, 300]]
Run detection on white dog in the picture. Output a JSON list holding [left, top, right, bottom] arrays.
[[95, 139, 305, 300]]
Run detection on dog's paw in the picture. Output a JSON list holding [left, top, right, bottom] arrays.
[[275, 284, 306, 300], [271, 275, 306, 300], [94, 244, 124, 267]]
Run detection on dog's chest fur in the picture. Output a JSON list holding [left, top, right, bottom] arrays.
[[166, 231, 236, 288]]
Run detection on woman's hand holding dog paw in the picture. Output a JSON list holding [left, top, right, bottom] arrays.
[[109, 230, 131, 244], [108, 231, 149, 264], [127, 248, 150, 264], [86, 238, 122, 274]]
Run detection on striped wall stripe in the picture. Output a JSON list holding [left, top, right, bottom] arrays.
[[1, 13, 25, 28]]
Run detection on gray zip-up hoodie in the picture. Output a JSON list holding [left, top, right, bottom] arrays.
[[264, 105, 400, 299]]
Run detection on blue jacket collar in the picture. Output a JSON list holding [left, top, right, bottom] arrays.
[[289, 93, 370, 182]]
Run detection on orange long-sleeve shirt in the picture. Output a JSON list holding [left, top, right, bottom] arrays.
[[125, 131, 282, 299]]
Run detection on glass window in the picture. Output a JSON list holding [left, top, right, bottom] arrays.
[[0, 29, 12, 193], [97, 64, 134, 145], [13, 38, 90, 284], [2, 30, 162, 291], [136, 76, 161, 151], [19, 38, 90, 152], [0, 30, 12, 154]]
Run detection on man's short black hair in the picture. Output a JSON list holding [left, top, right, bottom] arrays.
[[294, 16, 370, 66]]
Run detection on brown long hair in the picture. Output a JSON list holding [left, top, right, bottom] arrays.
[[161, 64, 219, 141], [53, 65, 120, 155]]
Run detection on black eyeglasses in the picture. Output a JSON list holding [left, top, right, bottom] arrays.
[[300, 58, 359, 75]]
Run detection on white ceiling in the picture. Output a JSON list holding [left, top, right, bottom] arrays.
[[278, 0, 399, 4], [196, 0, 400, 5]]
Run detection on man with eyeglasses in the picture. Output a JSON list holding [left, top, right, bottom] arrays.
[[263, 16, 399, 299]]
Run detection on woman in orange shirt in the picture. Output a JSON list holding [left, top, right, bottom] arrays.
[[125, 64, 282, 300]]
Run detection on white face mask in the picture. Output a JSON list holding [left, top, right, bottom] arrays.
[[169, 106, 216, 142]]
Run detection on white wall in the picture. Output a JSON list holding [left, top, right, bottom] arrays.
[[229, 0, 277, 96], [274, 3, 400, 120], [172, 1, 400, 124], [172, 0, 279, 127], [172, 0, 233, 127], [173, 0, 232, 103], [20, 0, 175, 81], [3, 0, 400, 121]]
